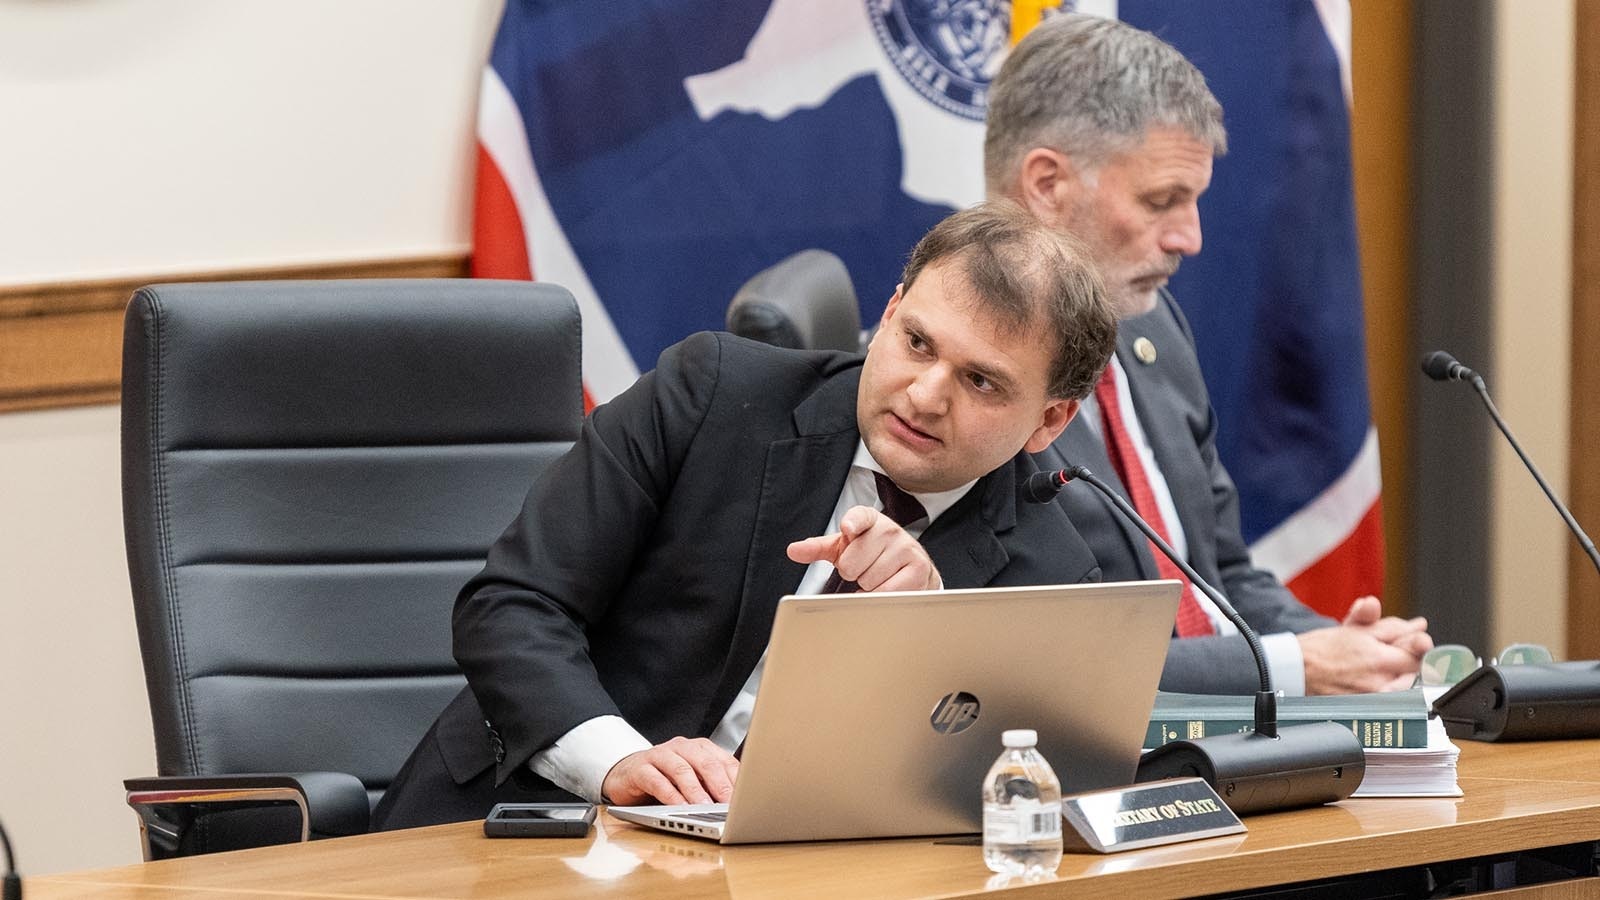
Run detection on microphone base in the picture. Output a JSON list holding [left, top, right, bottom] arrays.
[[1134, 720, 1366, 816], [1433, 661, 1600, 741]]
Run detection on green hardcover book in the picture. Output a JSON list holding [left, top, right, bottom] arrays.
[[1145, 688, 1430, 749]]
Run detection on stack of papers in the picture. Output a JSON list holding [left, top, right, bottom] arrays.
[[1351, 707, 1462, 798]]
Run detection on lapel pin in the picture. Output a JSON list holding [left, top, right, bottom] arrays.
[[1133, 337, 1157, 365]]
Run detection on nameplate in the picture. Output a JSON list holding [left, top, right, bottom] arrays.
[[1060, 777, 1244, 854]]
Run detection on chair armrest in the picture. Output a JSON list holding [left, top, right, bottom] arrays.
[[125, 773, 369, 860]]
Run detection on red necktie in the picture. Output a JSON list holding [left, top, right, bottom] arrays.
[[1094, 364, 1215, 637], [821, 472, 928, 594]]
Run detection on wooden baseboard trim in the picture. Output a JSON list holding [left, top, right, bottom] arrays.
[[0, 252, 471, 414]]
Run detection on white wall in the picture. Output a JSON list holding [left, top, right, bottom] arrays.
[[0, 0, 502, 874], [0, 0, 498, 282], [0, 406, 148, 874], [1488, 0, 1574, 654]]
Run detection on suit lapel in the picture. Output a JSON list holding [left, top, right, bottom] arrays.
[[1052, 361, 1159, 580], [921, 465, 1012, 588], [699, 370, 861, 730], [1117, 308, 1214, 566]]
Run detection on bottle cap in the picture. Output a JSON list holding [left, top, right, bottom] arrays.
[[1001, 729, 1037, 748]]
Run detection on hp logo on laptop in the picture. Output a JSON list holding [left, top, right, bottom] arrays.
[[929, 691, 981, 735]]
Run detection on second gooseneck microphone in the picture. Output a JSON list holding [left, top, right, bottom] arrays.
[[1420, 351, 1600, 578], [1, 814, 19, 900], [1422, 351, 1600, 742]]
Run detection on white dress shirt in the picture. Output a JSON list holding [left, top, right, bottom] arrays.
[[528, 441, 975, 801], [1081, 355, 1306, 695]]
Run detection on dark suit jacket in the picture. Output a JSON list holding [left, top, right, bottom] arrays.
[[374, 332, 1102, 828], [1036, 293, 1333, 695]]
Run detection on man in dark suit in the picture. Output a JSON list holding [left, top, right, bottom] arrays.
[[373, 201, 1119, 829], [986, 14, 1432, 695]]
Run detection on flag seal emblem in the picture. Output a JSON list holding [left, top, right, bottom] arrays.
[[866, 0, 1010, 121]]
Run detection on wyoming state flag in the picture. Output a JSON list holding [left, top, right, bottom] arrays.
[[472, 0, 1382, 617], [1118, 1, 1384, 616]]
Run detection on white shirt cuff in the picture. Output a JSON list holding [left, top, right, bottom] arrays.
[[527, 715, 653, 802], [1260, 631, 1307, 697]]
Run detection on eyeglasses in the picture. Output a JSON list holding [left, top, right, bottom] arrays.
[[1417, 643, 1554, 687]]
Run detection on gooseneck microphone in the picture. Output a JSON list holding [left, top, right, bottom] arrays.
[[1421, 350, 1600, 577], [1422, 351, 1600, 741], [1025, 465, 1366, 815], [1027, 467, 1277, 723], [1, 814, 20, 900], [1419, 349, 1475, 383]]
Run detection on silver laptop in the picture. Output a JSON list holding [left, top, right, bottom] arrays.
[[608, 580, 1179, 844]]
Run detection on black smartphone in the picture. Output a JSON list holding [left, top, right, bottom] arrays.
[[483, 802, 597, 838]]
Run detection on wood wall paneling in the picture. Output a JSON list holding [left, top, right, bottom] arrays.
[[1351, 0, 1416, 615], [1569, 2, 1600, 660], [0, 254, 470, 414]]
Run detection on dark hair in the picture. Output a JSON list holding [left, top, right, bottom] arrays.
[[984, 13, 1227, 192], [901, 201, 1116, 400]]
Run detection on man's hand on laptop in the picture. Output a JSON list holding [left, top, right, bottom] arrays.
[[787, 506, 941, 592], [601, 737, 739, 806]]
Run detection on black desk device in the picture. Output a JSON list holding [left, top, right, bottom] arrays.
[[1432, 661, 1600, 742]]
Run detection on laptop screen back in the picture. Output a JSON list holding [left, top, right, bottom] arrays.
[[720, 580, 1179, 843]]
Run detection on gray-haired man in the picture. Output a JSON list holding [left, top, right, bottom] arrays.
[[987, 13, 1431, 695]]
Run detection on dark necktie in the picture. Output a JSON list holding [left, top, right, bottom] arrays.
[[1093, 364, 1215, 637], [820, 471, 928, 594]]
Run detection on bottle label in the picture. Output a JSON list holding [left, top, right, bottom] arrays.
[[983, 800, 1061, 843]]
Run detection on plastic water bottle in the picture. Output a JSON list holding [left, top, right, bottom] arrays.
[[982, 728, 1063, 876]]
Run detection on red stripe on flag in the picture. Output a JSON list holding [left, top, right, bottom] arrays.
[[1285, 500, 1386, 620], [471, 140, 598, 414], [471, 143, 533, 281]]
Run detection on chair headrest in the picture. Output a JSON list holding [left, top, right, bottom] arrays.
[[122, 279, 582, 448], [725, 250, 861, 353]]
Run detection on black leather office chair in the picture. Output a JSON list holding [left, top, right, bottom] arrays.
[[725, 249, 865, 353], [120, 279, 583, 859]]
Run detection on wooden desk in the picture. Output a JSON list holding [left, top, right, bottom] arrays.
[[29, 741, 1600, 899]]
